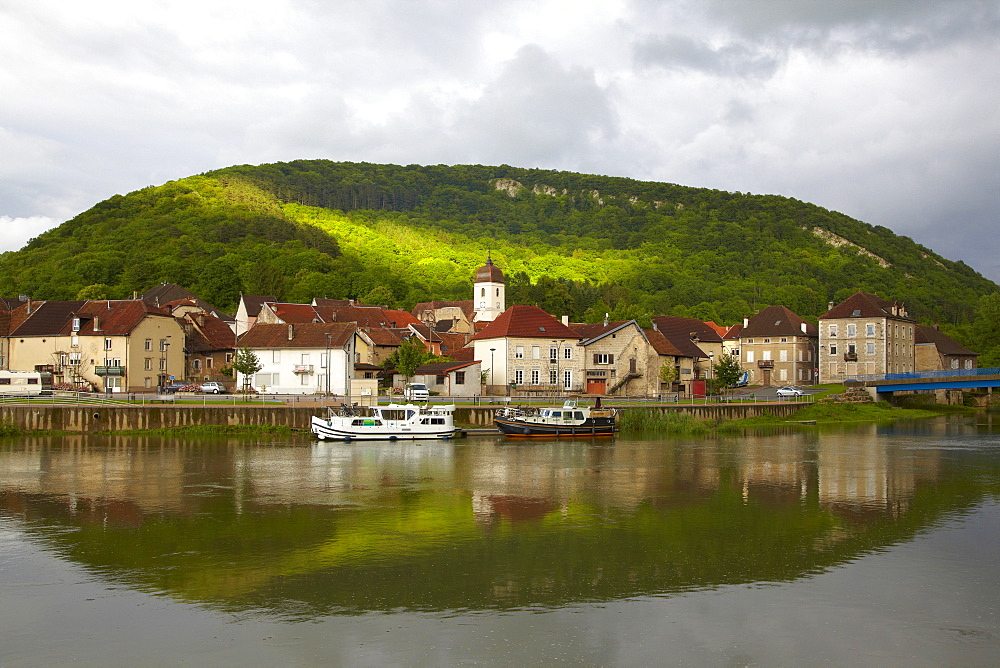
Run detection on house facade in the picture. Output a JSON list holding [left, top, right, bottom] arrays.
[[409, 360, 483, 398], [739, 305, 818, 386], [7, 300, 185, 392], [818, 292, 916, 383], [571, 320, 655, 396], [915, 325, 979, 372], [471, 305, 583, 395], [179, 310, 237, 388], [235, 322, 358, 395]]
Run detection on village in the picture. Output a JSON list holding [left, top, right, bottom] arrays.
[[0, 257, 979, 403]]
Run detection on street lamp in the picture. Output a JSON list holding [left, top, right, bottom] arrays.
[[159, 334, 171, 392], [325, 332, 332, 396], [489, 348, 496, 396]]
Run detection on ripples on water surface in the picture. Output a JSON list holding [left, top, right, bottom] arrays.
[[1, 416, 1000, 665]]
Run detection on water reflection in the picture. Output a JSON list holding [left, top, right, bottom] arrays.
[[0, 418, 998, 617]]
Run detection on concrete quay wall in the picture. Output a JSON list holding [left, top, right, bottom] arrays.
[[1, 402, 804, 433]]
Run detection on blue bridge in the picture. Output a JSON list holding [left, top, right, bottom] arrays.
[[845, 367, 1000, 397]]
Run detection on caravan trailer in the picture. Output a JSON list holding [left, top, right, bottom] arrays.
[[0, 370, 46, 396]]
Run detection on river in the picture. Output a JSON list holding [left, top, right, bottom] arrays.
[[2, 415, 999, 665]]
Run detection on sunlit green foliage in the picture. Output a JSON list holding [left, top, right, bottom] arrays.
[[0, 160, 994, 354]]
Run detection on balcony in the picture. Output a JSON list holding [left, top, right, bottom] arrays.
[[844, 352, 858, 362], [293, 364, 314, 374], [95, 365, 125, 376], [757, 360, 774, 369]]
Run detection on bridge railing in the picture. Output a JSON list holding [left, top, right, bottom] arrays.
[[845, 367, 1000, 384]]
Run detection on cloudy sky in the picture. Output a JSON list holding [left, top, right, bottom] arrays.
[[2, 0, 998, 280]]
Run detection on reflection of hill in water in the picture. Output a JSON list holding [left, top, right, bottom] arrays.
[[0, 423, 996, 616]]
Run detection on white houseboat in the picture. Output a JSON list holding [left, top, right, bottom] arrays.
[[311, 403, 457, 441]]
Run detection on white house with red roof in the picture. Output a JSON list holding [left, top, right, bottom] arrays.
[[236, 322, 376, 399], [470, 305, 582, 394]]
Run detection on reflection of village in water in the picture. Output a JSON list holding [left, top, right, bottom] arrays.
[[0, 418, 992, 613], [0, 426, 952, 521]]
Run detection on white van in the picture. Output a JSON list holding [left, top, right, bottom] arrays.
[[403, 382, 430, 401]]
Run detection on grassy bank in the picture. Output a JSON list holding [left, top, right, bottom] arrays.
[[620, 400, 956, 434]]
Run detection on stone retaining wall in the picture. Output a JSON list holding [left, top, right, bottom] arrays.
[[0, 402, 805, 433]]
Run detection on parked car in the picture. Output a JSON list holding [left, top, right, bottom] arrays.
[[775, 386, 804, 397], [403, 382, 430, 401], [162, 383, 188, 394], [200, 381, 227, 394]]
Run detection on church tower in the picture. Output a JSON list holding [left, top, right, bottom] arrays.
[[473, 255, 505, 322]]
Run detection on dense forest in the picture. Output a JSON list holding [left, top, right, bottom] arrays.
[[0, 160, 996, 361]]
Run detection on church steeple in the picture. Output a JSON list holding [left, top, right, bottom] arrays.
[[473, 255, 505, 322]]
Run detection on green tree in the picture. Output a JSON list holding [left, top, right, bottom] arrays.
[[971, 293, 1000, 367], [231, 347, 263, 393], [361, 285, 396, 308], [657, 361, 677, 389], [713, 353, 745, 389], [75, 284, 109, 300]]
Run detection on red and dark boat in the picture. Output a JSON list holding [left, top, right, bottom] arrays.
[[494, 400, 617, 437]]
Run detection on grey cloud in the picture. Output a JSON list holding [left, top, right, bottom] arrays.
[[634, 34, 782, 78]]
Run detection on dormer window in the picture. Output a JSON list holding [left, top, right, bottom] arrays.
[[72, 317, 81, 331]]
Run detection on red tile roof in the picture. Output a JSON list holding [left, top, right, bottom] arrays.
[[12, 301, 88, 336], [915, 325, 978, 356], [570, 321, 632, 341], [183, 311, 236, 352], [411, 300, 475, 320], [361, 326, 405, 346], [237, 322, 357, 348], [820, 291, 914, 321], [267, 302, 323, 323], [650, 316, 719, 358], [414, 360, 480, 374], [740, 305, 817, 338], [643, 328, 688, 357], [470, 305, 582, 341]]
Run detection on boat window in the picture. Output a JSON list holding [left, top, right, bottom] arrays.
[[541, 410, 550, 417], [550, 411, 561, 418], [352, 419, 365, 426], [574, 412, 585, 420]]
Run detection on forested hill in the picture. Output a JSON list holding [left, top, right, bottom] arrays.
[[1, 160, 995, 333]]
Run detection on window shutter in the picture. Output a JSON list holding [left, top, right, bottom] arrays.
[[608, 354, 614, 364], [593, 354, 600, 364]]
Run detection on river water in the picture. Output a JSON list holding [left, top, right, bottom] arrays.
[[2, 415, 1000, 666]]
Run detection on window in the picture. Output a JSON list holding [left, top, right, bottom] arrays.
[[563, 369, 572, 389], [829, 345, 837, 355], [320, 353, 328, 368], [531, 369, 540, 385], [69, 352, 81, 366], [593, 353, 614, 365], [514, 369, 523, 385], [965, 360, 973, 369], [192, 359, 202, 371], [515, 346, 524, 359], [780, 337, 787, 343], [867, 324, 876, 336], [145, 338, 152, 351], [762, 350, 771, 360], [746, 339, 754, 344], [532, 346, 540, 359], [160, 339, 168, 352], [225, 353, 233, 363], [549, 369, 557, 384], [455, 372, 465, 385], [764, 338, 770, 343], [71, 335, 79, 348], [300, 372, 310, 386], [481, 288, 485, 297], [829, 325, 838, 337], [206, 358, 213, 369], [255, 373, 275, 386], [847, 324, 857, 337], [273, 350, 281, 363], [104, 338, 112, 350], [550, 347, 558, 361], [563, 347, 572, 359], [144, 358, 152, 370], [867, 343, 875, 355], [747, 351, 755, 363], [72, 317, 81, 331], [779, 350, 788, 362], [159, 358, 166, 371]]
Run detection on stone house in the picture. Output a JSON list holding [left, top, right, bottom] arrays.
[[650, 316, 719, 388], [643, 327, 692, 394], [739, 305, 818, 386], [818, 291, 916, 383], [409, 360, 483, 398], [570, 320, 655, 396], [471, 305, 583, 395], [914, 325, 978, 372], [178, 310, 237, 388]]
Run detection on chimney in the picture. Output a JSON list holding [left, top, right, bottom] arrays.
[[743, 317, 749, 327], [94, 316, 101, 331], [562, 315, 569, 326], [288, 324, 294, 340], [603, 313, 609, 327], [652, 321, 658, 331], [827, 301, 834, 311], [197, 313, 206, 327]]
